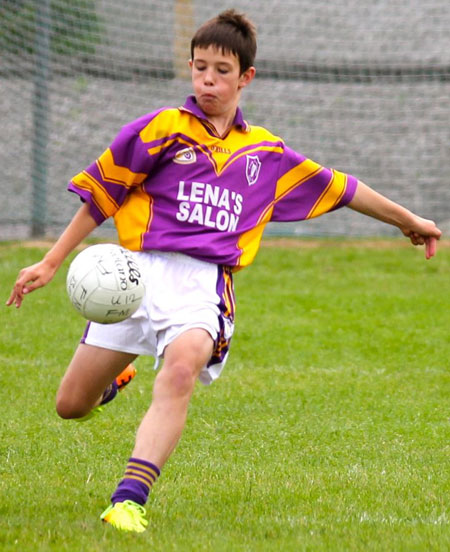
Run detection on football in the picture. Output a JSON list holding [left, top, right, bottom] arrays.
[[66, 244, 145, 324]]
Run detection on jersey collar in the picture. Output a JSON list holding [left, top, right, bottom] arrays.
[[180, 95, 250, 133]]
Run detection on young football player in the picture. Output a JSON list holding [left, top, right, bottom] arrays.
[[7, 9, 441, 533]]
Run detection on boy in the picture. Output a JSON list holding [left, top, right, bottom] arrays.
[[6, 10, 441, 533]]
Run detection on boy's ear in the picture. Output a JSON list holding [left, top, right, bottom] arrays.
[[188, 59, 193, 68], [238, 66, 256, 89]]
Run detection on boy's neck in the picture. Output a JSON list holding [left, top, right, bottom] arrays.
[[206, 113, 236, 138], [196, 92, 242, 139]]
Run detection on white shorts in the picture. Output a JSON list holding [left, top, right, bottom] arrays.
[[81, 251, 235, 385]]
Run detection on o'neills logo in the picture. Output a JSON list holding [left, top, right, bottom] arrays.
[[246, 154, 261, 186], [174, 147, 196, 164]]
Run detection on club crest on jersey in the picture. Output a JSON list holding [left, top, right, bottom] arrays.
[[174, 147, 196, 165], [245, 155, 261, 186]]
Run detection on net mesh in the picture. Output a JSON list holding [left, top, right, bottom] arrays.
[[1, 0, 449, 240]]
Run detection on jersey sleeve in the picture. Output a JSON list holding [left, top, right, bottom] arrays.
[[68, 112, 162, 225], [270, 145, 358, 222]]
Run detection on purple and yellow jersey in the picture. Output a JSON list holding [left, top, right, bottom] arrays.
[[69, 96, 358, 269]]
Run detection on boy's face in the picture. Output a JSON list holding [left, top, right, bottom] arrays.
[[190, 46, 254, 118]]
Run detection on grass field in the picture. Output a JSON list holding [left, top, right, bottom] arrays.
[[1, 238, 449, 551]]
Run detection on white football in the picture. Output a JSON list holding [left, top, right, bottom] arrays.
[[66, 244, 145, 324]]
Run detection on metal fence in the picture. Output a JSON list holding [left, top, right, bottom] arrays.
[[1, 0, 449, 241]]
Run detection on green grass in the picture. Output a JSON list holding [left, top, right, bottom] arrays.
[[1, 239, 449, 551]]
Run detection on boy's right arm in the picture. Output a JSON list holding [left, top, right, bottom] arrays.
[[6, 202, 98, 308]]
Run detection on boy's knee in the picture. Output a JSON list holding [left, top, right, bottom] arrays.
[[55, 391, 90, 419], [156, 362, 197, 397]]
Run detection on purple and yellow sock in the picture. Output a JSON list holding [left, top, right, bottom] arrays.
[[99, 382, 118, 405], [111, 457, 160, 506]]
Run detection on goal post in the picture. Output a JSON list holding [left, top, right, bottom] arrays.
[[173, 0, 195, 80], [31, 0, 51, 236]]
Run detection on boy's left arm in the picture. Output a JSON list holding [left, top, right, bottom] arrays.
[[348, 180, 442, 259]]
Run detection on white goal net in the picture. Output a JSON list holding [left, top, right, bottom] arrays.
[[1, 0, 449, 239]]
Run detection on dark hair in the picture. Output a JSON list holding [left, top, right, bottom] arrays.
[[190, 9, 257, 74]]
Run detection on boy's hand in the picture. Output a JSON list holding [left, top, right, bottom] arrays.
[[400, 216, 441, 259], [6, 203, 98, 309], [6, 259, 58, 308], [349, 181, 441, 259]]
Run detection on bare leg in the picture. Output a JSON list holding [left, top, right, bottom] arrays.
[[56, 343, 137, 419], [131, 328, 214, 468]]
